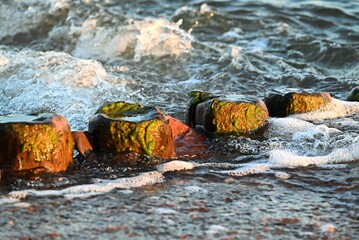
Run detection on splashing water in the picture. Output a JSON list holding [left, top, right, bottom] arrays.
[[73, 18, 192, 62]]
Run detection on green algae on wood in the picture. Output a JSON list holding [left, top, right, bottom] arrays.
[[264, 91, 332, 117], [89, 102, 175, 159], [96, 101, 142, 118], [0, 113, 74, 174], [188, 92, 269, 135], [185, 91, 218, 127]]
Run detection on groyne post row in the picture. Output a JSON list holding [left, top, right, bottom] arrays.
[[0, 88, 358, 179]]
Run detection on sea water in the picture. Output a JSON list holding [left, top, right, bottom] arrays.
[[0, 0, 358, 239]]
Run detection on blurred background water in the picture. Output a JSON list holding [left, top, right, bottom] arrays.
[[0, 0, 358, 239]]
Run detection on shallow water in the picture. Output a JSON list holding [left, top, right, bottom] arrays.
[[0, 0, 359, 238]]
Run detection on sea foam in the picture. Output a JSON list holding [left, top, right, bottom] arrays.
[[209, 141, 359, 177], [293, 98, 359, 121], [0, 48, 126, 130], [0, 0, 68, 40], [8, 171, 164, 200], [4, 161, 196, 201]]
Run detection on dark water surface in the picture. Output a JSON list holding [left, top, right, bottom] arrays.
[[0, 0, 359, 239]]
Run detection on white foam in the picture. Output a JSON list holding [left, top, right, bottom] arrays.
[[0, 54, 9, 71], [73, 18, 192, 62], [293, 98, 359, 121], [198, 162, 240, 169], [118, 189, 133, 195], [12, 202, 32, 208], [8, 171, 164, 199], [267, 118, 341, 137], [0, 0, 68, 40], [274, 171, 290, 179], [230, 46, 256, 71], [0, 48, 126, 130], [157, 160, 195, 173], [327, 118, 359, 130], [0, 197, 21, 205], [267, 117, 345, 155], [5, 161, 200, 200], [320, 223, 336, 233], [269, 150, 324, 167], [269, 142, 359, 167], [214, 163, 271, 177], [134, 18, 192, 61], [208, 141, 359, 177], [73, 26, 136, 62]]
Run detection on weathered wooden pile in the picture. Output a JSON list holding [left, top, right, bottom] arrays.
[[0, 88, 358, 180]]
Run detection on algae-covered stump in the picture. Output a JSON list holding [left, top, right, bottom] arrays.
[[0, 113, 74, 174], [186, 92, 269, 135], [89, 101, 175, 159], [264, 91, 332, 117]]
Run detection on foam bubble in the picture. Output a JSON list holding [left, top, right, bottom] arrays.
[[275, 171, 290, 179], [157, 160, 195, 173], [320, 223, 336, 233], [269, 142, 359, 167], [214, 163, 271, 177]]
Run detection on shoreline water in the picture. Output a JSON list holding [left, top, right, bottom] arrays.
[[0, 0, 358, 238]]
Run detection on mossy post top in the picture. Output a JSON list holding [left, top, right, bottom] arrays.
[[89, 101, 175, 159], [186, 91, 269, 135], [0, 113, 55, 124], [96, 101, 166, 122], [264, 89, 332, 117]]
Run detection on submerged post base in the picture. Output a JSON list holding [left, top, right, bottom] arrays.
[[0, 113, 74, 174]]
